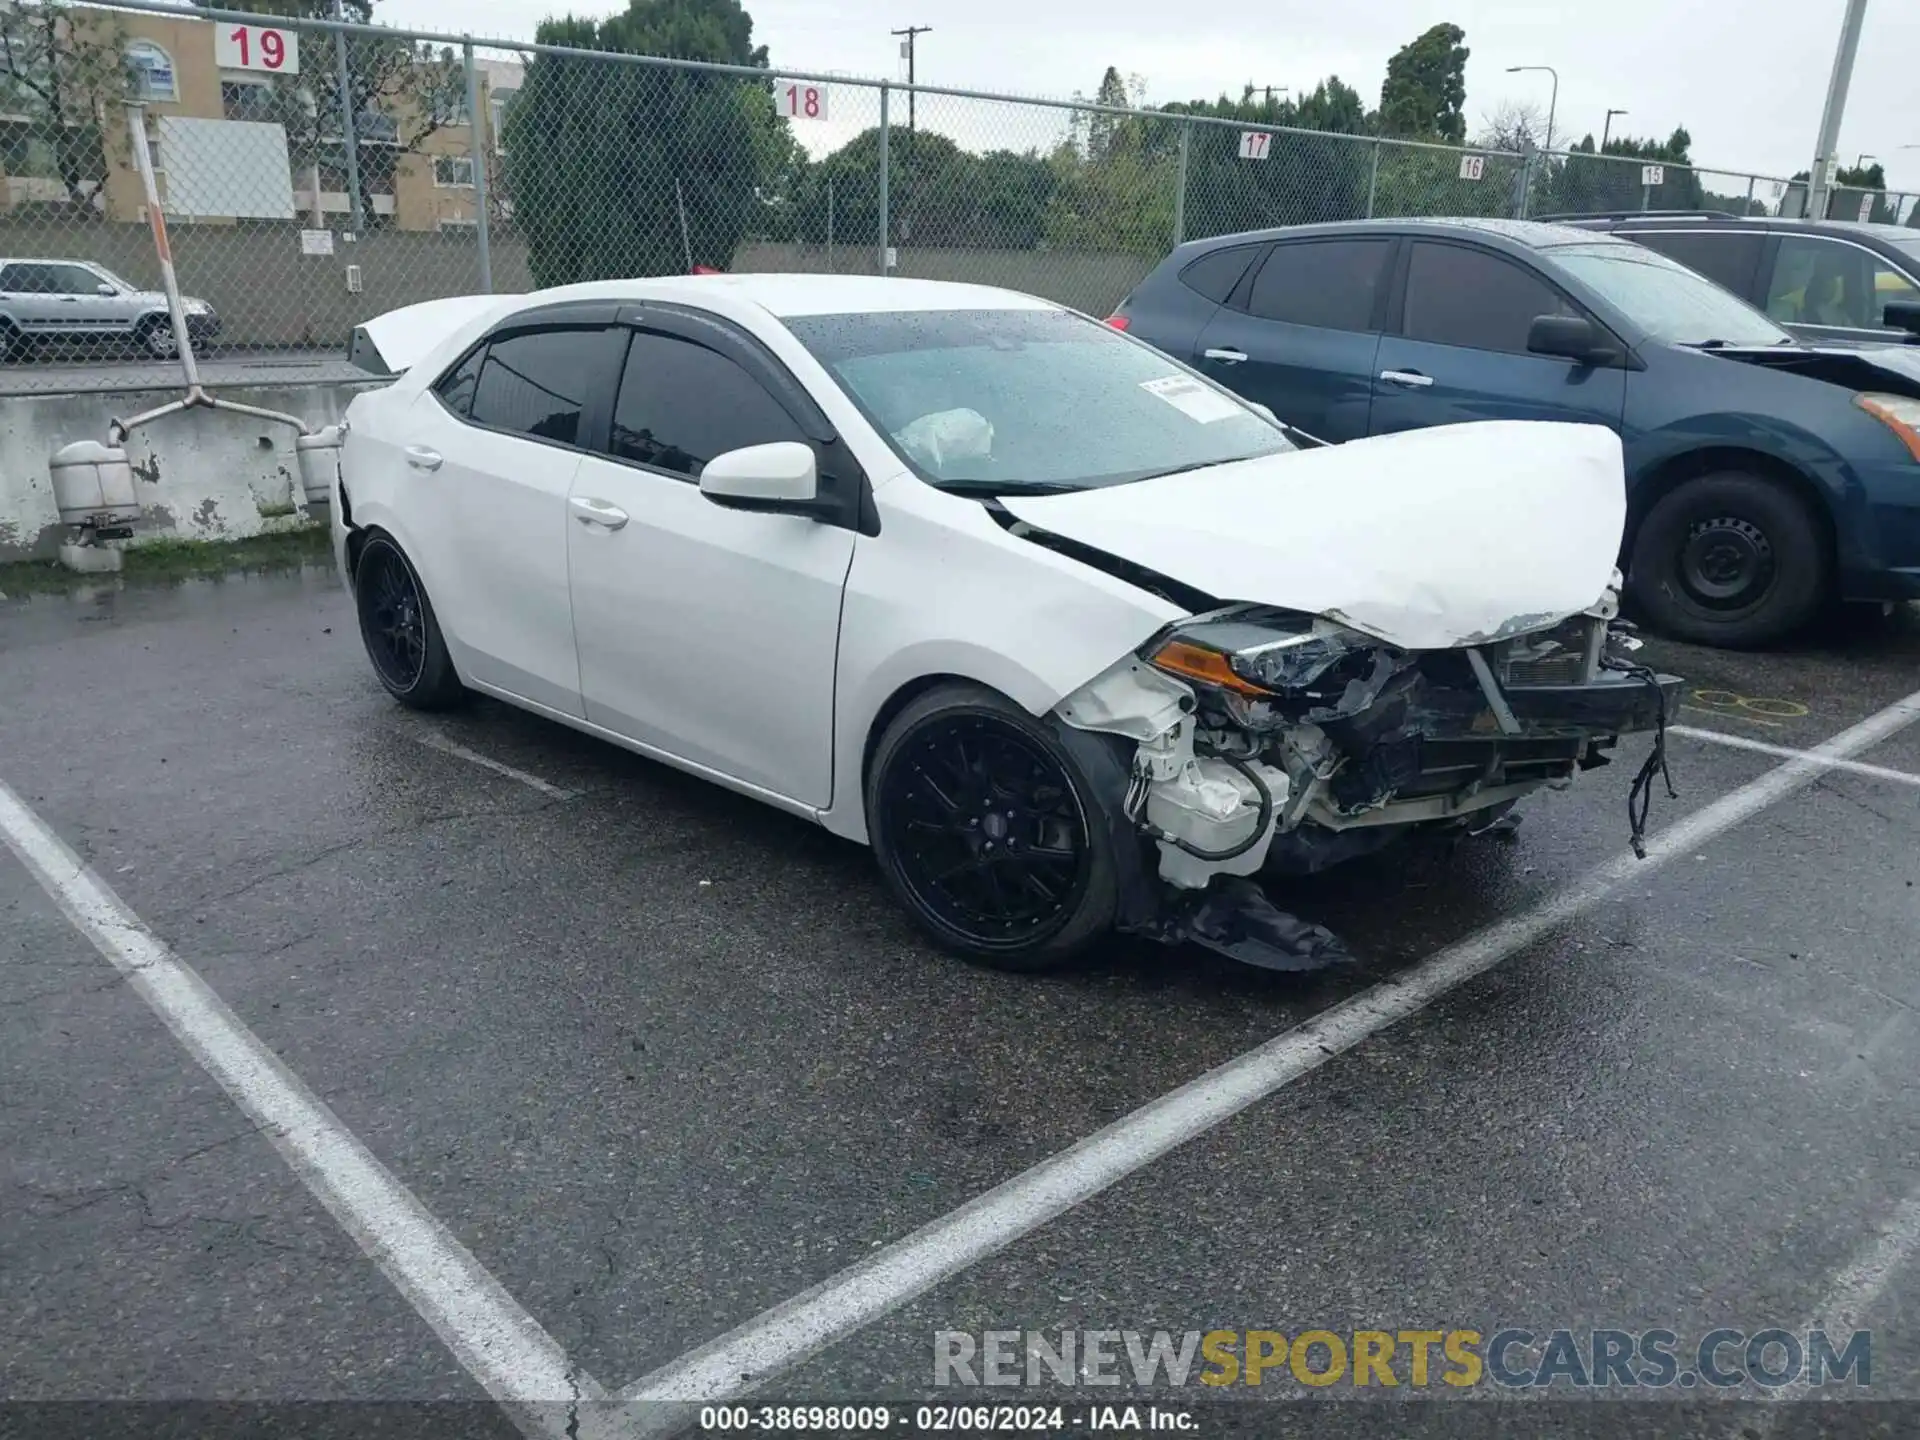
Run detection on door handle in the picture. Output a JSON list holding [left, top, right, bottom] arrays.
[[569, 496, 629, 531], [403, 445, 443, 471], [1379, 369, 1434, 388], [1202, 347, 1248, 364]]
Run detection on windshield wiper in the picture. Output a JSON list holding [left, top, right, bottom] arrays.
[[932, 479, 1083, 497]]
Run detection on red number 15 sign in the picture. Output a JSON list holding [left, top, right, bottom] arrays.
[[216, 23, 300, 75]]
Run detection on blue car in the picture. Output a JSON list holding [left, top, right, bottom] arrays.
[[1109, 218, 1920, 648]]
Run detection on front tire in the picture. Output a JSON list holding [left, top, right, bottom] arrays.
[[1626, 471, 1828, 648], [866, 683, 1120, 972], [136, 316, 179, 359], [353, 534, 465, 709]]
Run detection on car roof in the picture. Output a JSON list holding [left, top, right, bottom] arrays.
[[1180, 217, 1629, 252], [1575, 213, 1920, 246], [500, 273, 1059, 320]]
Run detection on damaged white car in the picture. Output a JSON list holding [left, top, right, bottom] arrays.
[[333, 276, 1680, 972]]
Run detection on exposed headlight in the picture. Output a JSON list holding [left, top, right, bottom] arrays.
[[1145, 608, 1388, 707], [1857, 393, 1920, 462]]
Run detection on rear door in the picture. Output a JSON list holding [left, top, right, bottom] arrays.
[[3, 264, 72, 334], [1369, 239, 1628, 437], [394, 318, 626, 717], [1191, 236, 1394, 442]]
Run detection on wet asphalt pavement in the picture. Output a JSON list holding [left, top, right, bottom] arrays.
[[3, 564, 1919, 1438]]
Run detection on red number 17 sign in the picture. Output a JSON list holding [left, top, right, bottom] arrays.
[[1238, 131, 1272, 161]]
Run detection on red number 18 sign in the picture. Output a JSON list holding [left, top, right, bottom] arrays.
[[777, 82, 828, 120]]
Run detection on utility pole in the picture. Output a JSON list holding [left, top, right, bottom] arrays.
[[1806, 0, 1870, 220], [1601, 108, 1628, 152], [891, 25, 931, 137], [891, 25, 929, 246]]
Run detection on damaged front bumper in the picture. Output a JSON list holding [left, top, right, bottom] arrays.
[[1055, 597, 1682, 972]]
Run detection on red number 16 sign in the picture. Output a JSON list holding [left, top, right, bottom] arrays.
[[215, 23, 300, 75]]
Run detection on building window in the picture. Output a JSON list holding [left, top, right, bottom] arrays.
[[221, 78, 274, 122], [432, 155, 475, 188], [125, 41, 177, 102], [489, 89, 517, 153]]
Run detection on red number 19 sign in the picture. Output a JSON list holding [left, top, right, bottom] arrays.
[[215, 23, 300, 75]]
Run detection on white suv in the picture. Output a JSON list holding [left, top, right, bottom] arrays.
[[0, 258, 220, 361]]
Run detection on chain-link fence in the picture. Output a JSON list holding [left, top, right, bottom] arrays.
[[3, 0, 1918, 392]]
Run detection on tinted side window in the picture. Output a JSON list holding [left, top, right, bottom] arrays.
[[1179, 246, 1260, 305], [1403, 242, 1574, 353], [1766, 235, 1920, 331], [1629, 230, 1764, 298], [0, 265, 26, 291], [610, 331, 807, 479], [1246, 239, 1392, 331], [434, 344, 486, 417], [468, 327, 617, 445], [4, 264, 55, 293], [48, 264, 103, 294]]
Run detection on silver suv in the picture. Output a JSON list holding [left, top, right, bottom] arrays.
[[0, 258, 220, 361]]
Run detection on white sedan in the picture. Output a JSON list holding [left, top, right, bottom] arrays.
[[333, 275, 1680, 972]]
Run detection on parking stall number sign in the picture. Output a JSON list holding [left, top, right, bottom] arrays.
[[1238, 131, 1272, 161], [1859, 192, 1876, 223], [1641, 165, 1665, 188], [216, 22, 298, 74], [777, 82, 828, 120], [1458, 154, 1485, 181]]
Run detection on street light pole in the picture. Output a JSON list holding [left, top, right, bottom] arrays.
[[1506, 64, 1559, 152], [1806, 0, 1870, 220], [1602, 108, 1628, 152]]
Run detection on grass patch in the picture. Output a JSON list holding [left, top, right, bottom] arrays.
[[0, 525, 333, 598]]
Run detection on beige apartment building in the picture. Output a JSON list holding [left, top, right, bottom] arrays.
[[1, 5, 518, 232]]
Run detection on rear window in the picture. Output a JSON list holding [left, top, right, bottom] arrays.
[[1627, 230, 1765, 298], [466, 327, 620, 446], [1179, 246, 1260, 304], [1247, 239, 1393, 332]]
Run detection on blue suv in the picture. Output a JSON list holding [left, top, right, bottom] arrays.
[[1110, 219, 1920, 648]]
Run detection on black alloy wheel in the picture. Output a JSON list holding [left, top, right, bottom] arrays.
[[353, 534, 465, 708]]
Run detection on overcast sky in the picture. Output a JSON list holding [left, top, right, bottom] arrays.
[[384, 0, 1920, 190]]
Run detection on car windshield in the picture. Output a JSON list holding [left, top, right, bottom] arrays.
[[784, 307, 1293, 492], [1549, 242, 1794, 348]]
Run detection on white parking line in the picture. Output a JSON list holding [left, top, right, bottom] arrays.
[[621, 687, 1920, 1405], [0, 778, 607, 1440], [1673, 724, 1920, 790], [411, 729, 579, 800]]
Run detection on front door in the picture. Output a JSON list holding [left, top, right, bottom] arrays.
[[567, 324, 855, 806], [1370, 240, 1628, 437]]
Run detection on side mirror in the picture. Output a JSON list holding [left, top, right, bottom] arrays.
[[96, 283, 116, 296], [1883, 299, 1920, 340], [698, 441, 829, 518], [1527, 314, 1616, 365]]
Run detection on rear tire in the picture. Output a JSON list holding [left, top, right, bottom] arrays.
[[1626, 471, 1827, 648], [865, 682, 1120, 972], [353, 533, 465, 709]]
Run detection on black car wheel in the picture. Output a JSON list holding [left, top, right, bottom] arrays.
[[1627, 471, 1827, 648], [353, 534, 465, 709], [866, 683, 1120, 971], [137, 316, 179, 359]]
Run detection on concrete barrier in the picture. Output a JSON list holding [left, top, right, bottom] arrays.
[[0, 380, 378, 562]]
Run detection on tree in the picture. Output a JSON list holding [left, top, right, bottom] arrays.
[[505, 0, 779, 284], [1545, 128, 1701, 215], [0, 4, 129, 210], [1475, 101, 1546, 155], [192, 0, 466, 218], [1162, 76, 1373, 240], [1378, 22, 1468, 143], [795, 127, 1055, 250]]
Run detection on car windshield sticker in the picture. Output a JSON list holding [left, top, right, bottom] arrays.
[[1140, 374, 1244, 423]]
